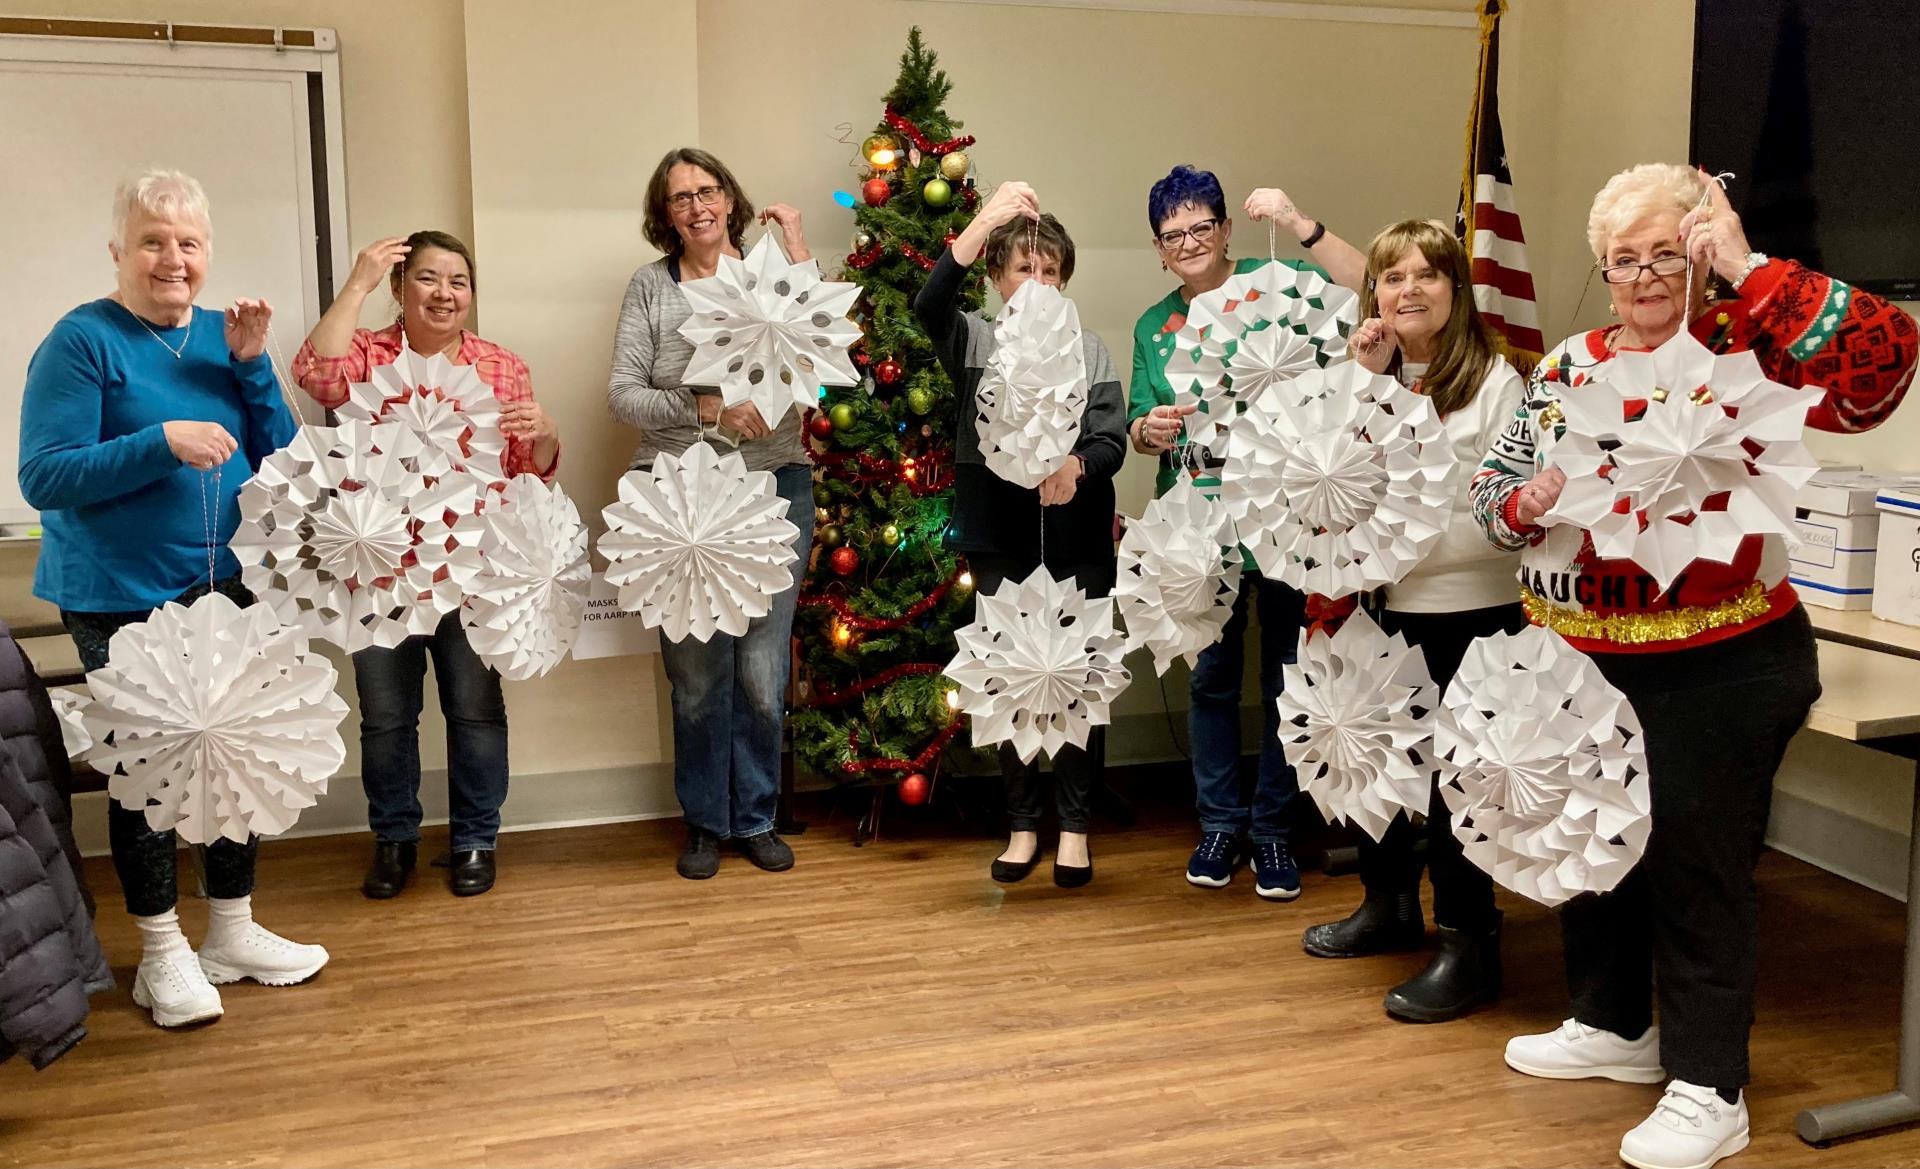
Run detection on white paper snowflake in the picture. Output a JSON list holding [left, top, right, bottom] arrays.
[[1167, 261, 1359, 450], [337, 348, 506, 483], [678, 233, 863, 431], [47, 686, 92, 761], [231, 421, 485, 653], [1115, 480, 1241, 675], [461, 474, 591, 680], [598, 443, 800, 643], [946, 567, 1131, 764], [81, 591, 348, 846], [1434, 624, 1650, 907], [1277, 609, 1437, 842], [1221, 362, 1456, 598], [975, 280, 1089, 489]]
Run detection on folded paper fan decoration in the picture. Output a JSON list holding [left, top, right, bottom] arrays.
[[598, 443, 800, 643], [1114, 480, 1241, 675], [1537, 330, 1823, 592], [1434, 624, 1650, 907], [338, 349, 506, 483], [975, 279, 1089, 488], [81, 591, 348, 846], [462, 474, 592, 680], [946, 567, 1131, 763], [678, 233, 863, 430], [1276, 608, 1437, 842], [1167, 260, 1359, 450], [48, 686, 92, 761], [1222, 362, 1456, 598]]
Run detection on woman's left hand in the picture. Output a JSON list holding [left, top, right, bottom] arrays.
[[499, 399, 556, 443], [1244, 187, 1310, 238], [1677, 175, 1754, 287], [224, 298, 272, 362], [1038, 455, 1083, 507], [760, 204, 809, 261]]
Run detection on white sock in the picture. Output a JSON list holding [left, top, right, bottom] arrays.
[[205, 895, 254, 948], [133, 908, 191, 962]]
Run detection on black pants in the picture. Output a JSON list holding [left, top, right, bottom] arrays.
[[61, 576, 259, 917], [1561, 606, 1821, 1090], [966, 550, 1117, 836], [1359, 603, 1528, 932]]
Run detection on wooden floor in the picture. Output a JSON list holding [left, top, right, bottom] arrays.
[[3, 792, 1917, 1168]]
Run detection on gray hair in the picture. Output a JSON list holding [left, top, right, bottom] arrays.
[[1586, 163, 1705, 260], [111, 168, 211, 249]]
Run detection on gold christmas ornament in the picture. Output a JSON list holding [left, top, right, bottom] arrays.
[[939, 151, 970, 181]]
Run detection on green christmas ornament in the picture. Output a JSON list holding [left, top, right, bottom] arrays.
[[922, 177, 952, 207], [828, 402, 857, 430], [880, 523, 902, 547], [820, 524, 844, 548], [813, 483, 831, 507], [906, 387, 934, 415]]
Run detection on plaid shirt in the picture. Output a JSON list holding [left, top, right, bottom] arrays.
[[291, 323, 558, 481]]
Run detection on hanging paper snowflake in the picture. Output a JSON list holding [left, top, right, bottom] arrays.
[[945, 567, 1131, 763], [975, 280, 1089, 489], [1221, 362, 1456, 598], [1115, 480, 1241, 675], [462, 474, 591, 680], [81, 591, 348, 846], [1277, 609, 1437, 842], [337, 348, 506, 483], [231, 420, 485, 653], [1434, 624, 1650, 908], [47, 686, 92, 761], [678, 233, 863, 431], [1538, 330, 1823, 592], [598, 443, 800, 643], [1167, 261, 1359, 450]]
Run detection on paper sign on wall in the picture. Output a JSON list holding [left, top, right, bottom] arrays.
[[570, 571, 662, 660]]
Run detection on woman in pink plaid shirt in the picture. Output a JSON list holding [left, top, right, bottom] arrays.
[[292, 229, 560, 901]]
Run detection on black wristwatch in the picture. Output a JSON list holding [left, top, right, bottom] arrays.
[[1301, 220, 1327, 249]]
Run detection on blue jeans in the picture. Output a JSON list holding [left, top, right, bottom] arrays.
[[354, 609, 508, 851], [659, 463, 814, 839], [1188, 574, 1305, 843]]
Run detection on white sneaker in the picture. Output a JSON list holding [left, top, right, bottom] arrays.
[[196, 923, 330, 987], [1504, 1017, 1665, 1083], [1619, 1080, 1750, 1169], [131, 950, 224, 1028]]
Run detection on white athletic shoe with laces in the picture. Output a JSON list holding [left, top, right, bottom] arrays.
[[131, 949, 224, 1028], [1504, 1017, 1665, 1083], [196, 923, 329, 987], [1619, 1079, 1750, 1169]]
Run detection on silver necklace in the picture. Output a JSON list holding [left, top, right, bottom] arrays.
[[131, 305, 192, 359]]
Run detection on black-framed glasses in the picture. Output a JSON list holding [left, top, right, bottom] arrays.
[[1154, 218, 1223, 250], [1601, 255, 1688, 284], [667, 185, 726, 213]]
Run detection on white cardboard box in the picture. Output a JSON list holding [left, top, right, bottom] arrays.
[[1790, 511, 1879, 609], [1871, 489, 1920, 627], [1796, 471, 1920, 516]]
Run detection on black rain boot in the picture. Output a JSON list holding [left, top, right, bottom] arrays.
[[1384, 914, 1502, 1023], [1301, 887, 1424, 958]]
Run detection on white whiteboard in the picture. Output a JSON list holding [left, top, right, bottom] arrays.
[[0, 31, 348, 522]]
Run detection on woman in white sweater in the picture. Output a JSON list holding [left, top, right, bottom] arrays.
[[1299, 219, 1525, 1023]]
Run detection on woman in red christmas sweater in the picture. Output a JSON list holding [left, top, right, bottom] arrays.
[[1473, 163, 1916, 1169]]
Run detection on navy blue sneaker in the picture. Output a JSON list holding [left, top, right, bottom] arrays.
[[1185, 831, 1243, 888], [1252, 839, 1301, 901]]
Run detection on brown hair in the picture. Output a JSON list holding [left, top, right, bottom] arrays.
[[1359, 219, 1499, 417], [642, 147, 754, 258], [983, 213, 1076, 286], [388, 229, 476, 297]]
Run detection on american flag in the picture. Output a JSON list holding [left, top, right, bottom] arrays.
[[1457, 0, 1543, 370]]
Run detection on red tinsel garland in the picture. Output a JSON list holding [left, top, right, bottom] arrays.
[[882, 105, 975, 156], [808, 447, 955, 497], [843, 721, 964, 775], [898, 243, 937, 271], [844, 240, 937, 272], [805, 661, 943, 706], [799, 570, 959, 631]]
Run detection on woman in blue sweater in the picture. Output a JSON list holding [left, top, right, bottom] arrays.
[[19, 169, 324, 1030]]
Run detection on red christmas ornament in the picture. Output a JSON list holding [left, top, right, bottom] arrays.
[[875, 358, 904, 386], [898, 773, 931, 806], [853, 350, 872, 368], [862, 177, 891, 207], [830, 546, 859, 575], [961, 185, 979, 211], [807, 413, 834, 440], [943, 232, 959, 248]]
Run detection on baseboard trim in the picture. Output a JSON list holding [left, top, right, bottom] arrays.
[[1766, 787, 1910, 901]]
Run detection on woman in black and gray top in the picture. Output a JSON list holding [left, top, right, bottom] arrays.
[[914, 181, 1127, 888], [608, 147, 817, 881]]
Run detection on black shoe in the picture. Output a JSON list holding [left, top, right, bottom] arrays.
[[736, 830, 795, 872], [449, 849, 496, 897], [990, 853, 1041, 883], [361, 841, 416, 900], [1384, 917, 1502, 1023], [1301, 888, 1424, 958], [677, 827, 721, 880], [1053, 859, 1093, 889]]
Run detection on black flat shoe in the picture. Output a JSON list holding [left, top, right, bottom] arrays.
[[677, 828, 721, 880], [1052, 860, 1093, 889], [736, 830, 795, 872], [991, 853, 1041, 883], [449, 848, 496, 897], [361, 840, 416, 900]]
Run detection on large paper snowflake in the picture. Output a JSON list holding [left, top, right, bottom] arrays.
[[1167, 261, 1359, 450], [1434, 624, 1650, 907], [462, 474, 591, 680], [1115, 480, 1241, 675], [231, 421, 485, 653], [337, 348, 506, 483], [48, 686, 92, 761], [975, 280, 1089, 489], [1538, 331, 1822, 592], [598, 443, 800, 643], [946, 567, 1131, 763], [1222, 362, 1456, 598], [1277, 609, 1437, 842], [678, 233, 862, 431], [82, 591, 348, 846]]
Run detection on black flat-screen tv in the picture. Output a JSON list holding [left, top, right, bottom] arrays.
[[1691, 0, 1920, 299]]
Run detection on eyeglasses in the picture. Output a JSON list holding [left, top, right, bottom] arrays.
[[1601, 255, 1688, 284], [667, 185, 726, 213], [1154, 218, 1223, 250]]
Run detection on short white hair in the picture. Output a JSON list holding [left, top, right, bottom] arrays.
[[110, 168, 211, 249], [1586, 163, 1704, 259]]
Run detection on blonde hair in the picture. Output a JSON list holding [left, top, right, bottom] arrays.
[[110, 168, 211, 249], [1585, 163, 1704, 259], [1359, 219, 1500, 417]]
